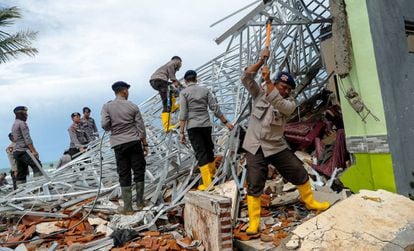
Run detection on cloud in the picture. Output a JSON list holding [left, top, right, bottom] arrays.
[[0, 0, 255, 168]]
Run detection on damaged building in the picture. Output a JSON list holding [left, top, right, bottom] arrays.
[[1, 0, 414, 250]]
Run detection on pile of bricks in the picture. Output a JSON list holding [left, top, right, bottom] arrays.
[[112, 231, 197, 251]]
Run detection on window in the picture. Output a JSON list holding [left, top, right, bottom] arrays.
[[405, 20, 414, 53]]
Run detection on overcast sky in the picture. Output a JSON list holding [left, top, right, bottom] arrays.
[[0, 0, 255, 169]]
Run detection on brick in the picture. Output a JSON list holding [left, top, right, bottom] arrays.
[[221, 220, 232, 226], [220, 212, 231, 217], [221, 227, 232, 233], [222, 243, 232, 249], [222, 235, 232, 242]]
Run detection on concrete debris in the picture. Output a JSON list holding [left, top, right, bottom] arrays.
[[265, 178, 284, 195], [96, 224, 113, 237], [271, 190, 300, 207], [283, 183, 296, 192], [14, 244, 28, 251], [285, 235, 301, 250], [0, 1, 410, 250], [35, 222, 64, 235], [87, 216, 108, 226], [211, 180, 239, 223], [184, 191, 233, 251], [290, 190, 414, 250]]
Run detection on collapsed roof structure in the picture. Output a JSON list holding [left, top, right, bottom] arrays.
[[0, 0, 339, 249]]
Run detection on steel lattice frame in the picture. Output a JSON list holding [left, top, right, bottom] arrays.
[[140, 0, 332, 193]]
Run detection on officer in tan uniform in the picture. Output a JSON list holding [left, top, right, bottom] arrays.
[[101, 81, 148, 215], [68, 112, 89, 157], [179, 70, 233, 190], [149, 56, 182, 132], [11, 106, 42, 186], [241, 48, 330, 235]]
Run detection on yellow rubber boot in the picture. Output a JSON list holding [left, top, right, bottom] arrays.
[[297, 180, 330, 211], [170, 96, 180, 113], [246, 195, 261, 235], [197, 164, 212, 191], [161, 112, 175, 132], [208, 161, 217, 176]]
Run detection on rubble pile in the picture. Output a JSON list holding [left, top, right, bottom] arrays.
[[286, 90, 350, 186], [0, 132, 205, 250]]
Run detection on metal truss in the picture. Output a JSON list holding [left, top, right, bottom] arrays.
[[0, 0, 332, 232], [139, 0, 333, 213]]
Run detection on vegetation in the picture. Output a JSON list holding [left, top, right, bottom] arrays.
[[0, 6, 38, 64]]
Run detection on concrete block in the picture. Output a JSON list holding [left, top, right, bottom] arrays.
[[271, 191, 299, 207], [184, 191, 232, 250], [212, 180, 239, 224], [291, 189, 414, 250]]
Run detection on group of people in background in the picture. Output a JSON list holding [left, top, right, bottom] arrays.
[[67, 107, 99, 158], [4, 106, 99, 189]]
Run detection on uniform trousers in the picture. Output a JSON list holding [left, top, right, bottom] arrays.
[[13, 151, 42, 182], [246, 147, 308, 197], [113, 140, 146, 187], [150, 79, 171, 112], [187, 127, 215, 167]]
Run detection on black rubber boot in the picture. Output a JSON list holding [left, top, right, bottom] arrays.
[[135, 182, 145, 210], [118, 186, 134, 215]]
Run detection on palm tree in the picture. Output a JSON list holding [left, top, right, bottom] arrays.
[[0, 6, 38, 64]]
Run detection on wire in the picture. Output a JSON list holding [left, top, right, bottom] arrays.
[[0, 131, 106, 246]]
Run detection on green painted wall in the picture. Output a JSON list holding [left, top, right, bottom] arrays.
[[338, 0, 396, 192], [341, 153, 396, 192], [339, 0, 387, 136]]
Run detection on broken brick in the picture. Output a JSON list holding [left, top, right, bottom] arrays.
[[260, 194, 272, 207], [143, 231, 161, 237], [260, 233, 273, 242], [166, 239, 181, 250]]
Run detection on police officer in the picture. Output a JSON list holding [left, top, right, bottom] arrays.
[[68, 112, 89, 157], [81, 107, 99, 141], [179, 70, 233, 190], [241, 48, 330, 235], [6, 133, 18, 189], [149, 56, 182, 132], [101, 81, 148, 215], [11, 106, 42, 186]]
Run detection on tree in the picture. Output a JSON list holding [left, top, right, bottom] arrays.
[[0, 6, 38, 64]]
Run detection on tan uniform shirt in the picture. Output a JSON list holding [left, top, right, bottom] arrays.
[[241, 72, 296, 157], [68, 123, 89, 149], [150, 59, 180, 82], [179, 82, 223, 129], [101, 96, 146, 148], [81, 117, 98, 140], [11, 119, 33, 152]]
